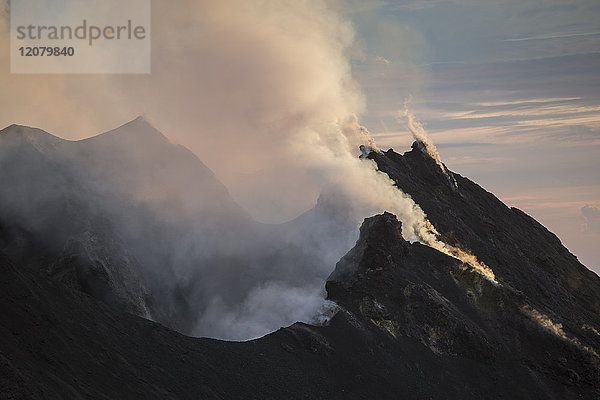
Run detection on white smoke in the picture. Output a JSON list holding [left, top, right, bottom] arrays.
[[290, 107, 498, 284], [521, 305, 567, 339], [402, 99, 458, 188], [519, 305, 600, 357], [343, 114, 382, 155], [196, 282, 331, 341], [1, 0, 497, 340]]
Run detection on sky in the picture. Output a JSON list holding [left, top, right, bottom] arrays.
[[348, 0, 600, 272], [0, 0, 598, 272]]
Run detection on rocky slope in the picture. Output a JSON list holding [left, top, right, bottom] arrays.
[[3, 210, 599, 399], [327, 212, 600, 398], [1, 122, 599, 398], [368, 144, 600, 350]]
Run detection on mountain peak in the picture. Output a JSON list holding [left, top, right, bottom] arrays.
[[126, 115, 152, 128], [0, 123, 65, 154], [0, 123, 58, 138], [115, 115, 159, 133], [85, 116, 170, 146], [327, 212, 408, 287], [410, 139, 427, 153], [363, 142, 432, 166]]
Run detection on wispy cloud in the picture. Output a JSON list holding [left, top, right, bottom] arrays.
[[421, 95, 600, 145], [473, 97, 582, 107], [444, 155, 513, 166], [375, 56, 391, 65], [443, 104, 600, 120], [502, 31, 600, 42], [515, 114, 600, 126], [424, 126, 517, 145], [500, 186, 600, 211]]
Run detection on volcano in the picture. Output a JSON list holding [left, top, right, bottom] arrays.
[[1, 120, 599, 399]]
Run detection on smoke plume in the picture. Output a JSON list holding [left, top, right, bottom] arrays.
[[0, 0, 496, 341], [402, 99, 458, 188]]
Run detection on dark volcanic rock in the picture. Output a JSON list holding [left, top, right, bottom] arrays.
[[327, 212, 600, 398], [2, 211, 599, 399], [1, 123, 600, 398], [368, 145, 600, 353], [48, 219, 153, 317]]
